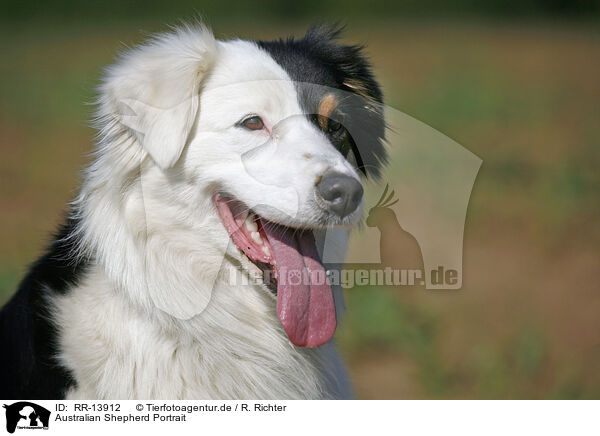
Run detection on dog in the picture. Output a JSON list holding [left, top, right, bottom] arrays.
[[0, 23, 385, 399]]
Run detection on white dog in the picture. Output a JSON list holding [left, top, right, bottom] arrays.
[[0, 23, 385, 399]]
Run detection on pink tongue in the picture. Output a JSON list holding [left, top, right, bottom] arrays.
[[262, 223, 337, 348]]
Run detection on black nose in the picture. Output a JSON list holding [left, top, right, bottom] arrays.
[[316, 172, 363, 217]]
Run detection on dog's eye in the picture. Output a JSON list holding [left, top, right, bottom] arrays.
[[241, 116, 265, 131], [328, 119, 343, 133]]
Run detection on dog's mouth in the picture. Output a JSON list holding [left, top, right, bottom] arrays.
[[213, 193, 336, 348]]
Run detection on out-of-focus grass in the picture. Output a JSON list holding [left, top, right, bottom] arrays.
[[340, 22, 600, 398], [1, 20, 599, 398], [0, 270, 20, 299]]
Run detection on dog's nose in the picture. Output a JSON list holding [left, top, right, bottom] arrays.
[[316, 172, 363, 217]]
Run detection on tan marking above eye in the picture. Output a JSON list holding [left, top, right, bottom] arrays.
[[317, 94, 339, 130]]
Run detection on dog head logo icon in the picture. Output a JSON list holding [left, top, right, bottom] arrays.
[[3, 402, 50, 433]]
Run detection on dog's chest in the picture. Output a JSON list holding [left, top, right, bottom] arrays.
[[54, 268, 349, 399]]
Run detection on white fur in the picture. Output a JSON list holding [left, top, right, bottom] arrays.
[[53, 24, 358, 399]]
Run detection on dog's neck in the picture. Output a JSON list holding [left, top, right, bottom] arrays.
[[72, 136, 222, 318]]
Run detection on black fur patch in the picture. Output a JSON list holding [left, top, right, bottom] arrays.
[[258, 25, 387, 178], [0, 217, 87, 399]]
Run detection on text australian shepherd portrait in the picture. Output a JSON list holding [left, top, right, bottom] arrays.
[[0, 22, 386, 399]]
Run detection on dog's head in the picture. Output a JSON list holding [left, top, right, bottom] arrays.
[[97, 24, 385, 347]]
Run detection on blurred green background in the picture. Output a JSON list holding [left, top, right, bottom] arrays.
[[1, 1, 599, 399]]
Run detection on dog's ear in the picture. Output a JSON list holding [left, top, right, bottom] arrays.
[[100, 25, 217, 169]]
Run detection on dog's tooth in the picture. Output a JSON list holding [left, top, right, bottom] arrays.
[[245, 215, 258, 232], [251, 231, 263, 245], [262, 245, 271, 257]]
